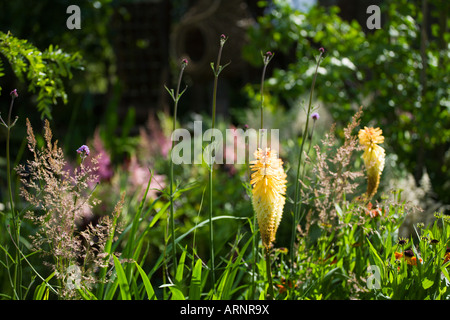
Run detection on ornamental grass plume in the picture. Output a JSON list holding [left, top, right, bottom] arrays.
[[358, 126, 385, 199], [250, 147, 287, 249], [16, 119, 123, 298]]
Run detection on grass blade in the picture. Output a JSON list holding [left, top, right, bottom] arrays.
[[176, 248, 187, 285], [33, 271, 55, 300], [134, 261, 157, 300], [169, 286, 185, 300], [189, 258, 203, 300], [113, 255, 131, 300]]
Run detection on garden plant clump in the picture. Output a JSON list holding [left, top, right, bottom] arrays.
[[0, 0, 449, 302]]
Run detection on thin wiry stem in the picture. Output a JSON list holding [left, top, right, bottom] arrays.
[[252, 51, 273, 298], [2, 91, 21, 299], [167, 59, 187, 279], [209, 35, 227, 288], [290, 50, 324, 270], [265, 248, 274, 300]]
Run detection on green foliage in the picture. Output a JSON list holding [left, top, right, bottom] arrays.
[[0, 31, 83, 119], [368, 214, 450, 299], [1, 0, 449, 302], [243, 0, 450, 204], [4, 107, 450, 301]]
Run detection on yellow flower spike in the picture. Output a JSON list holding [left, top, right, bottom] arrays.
[[250, 148, 287, 249], [358, 127, 385, 199]]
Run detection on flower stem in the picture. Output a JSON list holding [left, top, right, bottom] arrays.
[[2, 91, 21, 299], [168, 60, 187, 278], [260, 60, 267, 131], [265, 247, 274, 300], [209, 35, 227, 288], [252, 51, 273, 298], [290, 50, 324, 269]]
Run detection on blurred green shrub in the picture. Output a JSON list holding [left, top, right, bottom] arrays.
[[0, 31, 83, 119]]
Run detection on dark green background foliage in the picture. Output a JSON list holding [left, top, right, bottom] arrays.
[[0, 0, 117, 161]]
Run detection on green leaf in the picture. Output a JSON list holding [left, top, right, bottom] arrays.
[[213, 235, 252, 300], [77, 287, 98, 300], [169, 286, 185, 300], [134, 262, 157, 300], [175, 248, 187, 284], [113, 255, 131, 300], [33, 272, 55, 300], [422, 277, 434, 290], [189, 259, 203, 300], [335, 202, 343, 220], [124, 171, 153, 258], [367, 238, 385, 278]]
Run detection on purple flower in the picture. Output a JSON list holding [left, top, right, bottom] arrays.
[[77, 145, 90, 156], [10, 89, 18, 98], [311, 112, 320, 121], [220, 34, 227, 45], [263, 51, 274, 65], [319, 47, 325, 53]]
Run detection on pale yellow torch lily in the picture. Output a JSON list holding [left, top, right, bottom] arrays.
[[250, 148, 287, 248], [358, 127, 385, 199]]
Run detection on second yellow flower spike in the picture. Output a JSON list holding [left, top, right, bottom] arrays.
[[358, 127, 385, 199]]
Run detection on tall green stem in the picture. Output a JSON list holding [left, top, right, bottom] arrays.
[[259, 57, 268, 131], [167, 60, 187, 279], [252, 51, 273, 298], [265, 248, 274, 300], [290, 50, 324, 269], [209, 35, 227, 288], [1, 90, 21, 299]]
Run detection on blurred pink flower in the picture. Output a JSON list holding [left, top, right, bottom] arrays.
[[140, 114, 171, 158], [128, 155, 166, 200], [223, 125, 248, 175], [92, 130, 114, 181]]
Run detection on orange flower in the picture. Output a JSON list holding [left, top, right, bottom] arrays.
[[444, 248, 450, 265], [403, 249, 422, 266], [408, 257, 419, 266], [395, 250, 423, 266], [394, 252, 403, 260], [366, 202, 381, 218], [276, 278, 293, 294]]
